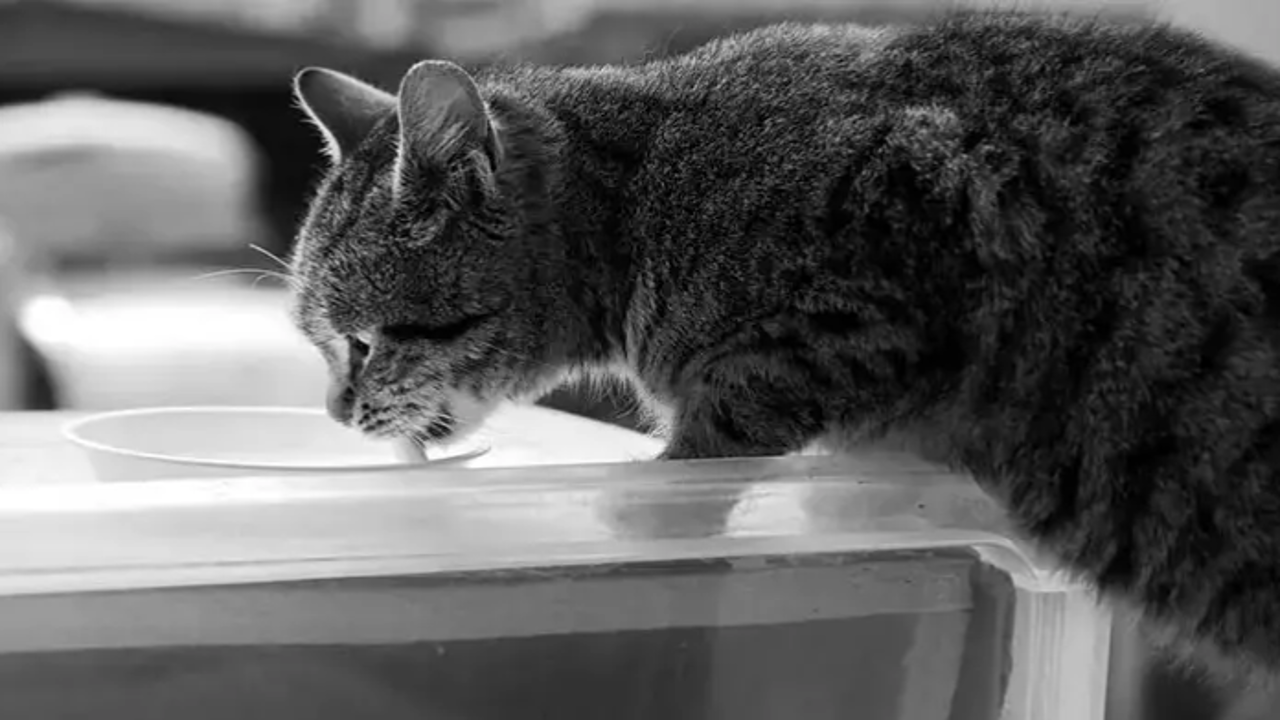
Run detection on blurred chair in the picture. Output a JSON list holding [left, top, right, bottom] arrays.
[[0, 92, 262, 265], [0, 92, 328, 411], [0, 222, 27, 410], [0, 219, 59, 411]]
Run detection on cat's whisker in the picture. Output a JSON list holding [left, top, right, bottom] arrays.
[[189, 267, 301, 292], [250, 272, 288, 292], [190, 268, 279, 283], [249, 243, 293, 272]]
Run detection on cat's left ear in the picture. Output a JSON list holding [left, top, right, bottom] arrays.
[[394, 60, 501, 189], [293, 67, 395, 162]]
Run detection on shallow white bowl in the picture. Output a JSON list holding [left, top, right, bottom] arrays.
[[63, 406, 490, 482]]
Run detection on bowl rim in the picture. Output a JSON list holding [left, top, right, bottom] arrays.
[[60, 406, 489, 472]]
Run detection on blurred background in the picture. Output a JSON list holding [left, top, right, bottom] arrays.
[[0, 0, 1274, 718]]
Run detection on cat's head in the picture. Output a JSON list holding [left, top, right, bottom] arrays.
[[288, 62, 542, 445]]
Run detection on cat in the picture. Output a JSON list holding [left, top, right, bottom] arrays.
[[288, 10, 1280, 679]]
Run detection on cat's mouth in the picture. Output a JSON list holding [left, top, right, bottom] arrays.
[[355, 404, 458, 443], [357, 394, 494, 448]]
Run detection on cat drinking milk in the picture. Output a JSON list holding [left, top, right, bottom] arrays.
[[289, 11, 1280, 678]]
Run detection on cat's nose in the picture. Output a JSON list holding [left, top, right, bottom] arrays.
[[326, 383, 357, 425]]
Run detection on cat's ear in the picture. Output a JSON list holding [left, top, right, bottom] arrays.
[[393, 60, 501, 188], [293, 67, 395, 162]]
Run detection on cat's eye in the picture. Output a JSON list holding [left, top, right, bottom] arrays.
[[382, 314, 488, 343]]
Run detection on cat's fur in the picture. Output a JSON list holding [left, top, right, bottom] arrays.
[[289, 11, 1280, 676]]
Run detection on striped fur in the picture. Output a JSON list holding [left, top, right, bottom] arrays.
[[291, 11, 1280, 677]]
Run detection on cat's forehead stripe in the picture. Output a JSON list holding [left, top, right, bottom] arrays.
[[297, 120, 399, 268]]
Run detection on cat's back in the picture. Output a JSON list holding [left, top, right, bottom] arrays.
[[656, 21, 893, 94], [651, 12, 1280, 115], [881, 12, 1280, 118], [625, 11, 1280, 246], [610, 12, 1280, 380]]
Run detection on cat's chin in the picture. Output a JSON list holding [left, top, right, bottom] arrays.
[[419, 425, 481, 454], [416, 415, 479, 447], [416, 392, 502, 448]]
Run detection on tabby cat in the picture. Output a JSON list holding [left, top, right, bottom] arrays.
[[289, 11, 1280, 677]]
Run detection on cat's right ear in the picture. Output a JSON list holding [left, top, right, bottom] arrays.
[[293, 67, 396, 163], [393, 60, 501, 194]]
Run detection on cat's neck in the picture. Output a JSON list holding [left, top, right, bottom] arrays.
[[485, 67, 667, 369]]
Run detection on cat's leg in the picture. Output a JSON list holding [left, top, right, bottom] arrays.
[[659, 387, 821, 461], [603, 352, 829, 539]]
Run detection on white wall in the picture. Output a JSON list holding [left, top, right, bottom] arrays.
[[1156, 0, 1280, 66]]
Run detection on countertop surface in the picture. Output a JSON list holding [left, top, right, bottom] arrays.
[[0, 410, 94, 487]]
